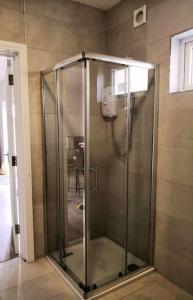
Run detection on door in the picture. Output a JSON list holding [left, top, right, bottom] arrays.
[[43, 70, 60, 263], [87, 59, 129, 289], [59, 62, 85, 287], [126, 66, 156, 269], [5, 57, 19, 255]]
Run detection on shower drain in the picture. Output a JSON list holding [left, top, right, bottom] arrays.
[[127, 264, 140, 272]]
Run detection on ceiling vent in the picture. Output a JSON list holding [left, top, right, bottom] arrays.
[[133, 5, 147, 28]]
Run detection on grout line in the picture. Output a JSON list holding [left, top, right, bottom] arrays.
[[157, 144, 193, 150], [156, 178, 193, 190], [23, 0, 27, 44]]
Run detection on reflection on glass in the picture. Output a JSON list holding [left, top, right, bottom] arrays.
[[87, 61, 128, 289], [66, 136, 84, 243], [43, 71, 60, 264], [60, 64, 85, 287]]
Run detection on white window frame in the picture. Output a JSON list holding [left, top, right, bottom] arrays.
[[179, 36, 193, 91], [0, 40, 34, 262], [170, 29, 193, 93], [112, 66, 149, 95], [112, 68, 126, 96]]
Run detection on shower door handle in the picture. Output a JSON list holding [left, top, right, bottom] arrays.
[[90, 167, 98, 194]]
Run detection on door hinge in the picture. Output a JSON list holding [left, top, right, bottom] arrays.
[[15, 224, 20, 234], [12, 156, 17, 166], [8, 74, 14, 85]]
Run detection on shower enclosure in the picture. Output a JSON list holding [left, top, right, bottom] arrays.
[[42, 52, 157, 298]]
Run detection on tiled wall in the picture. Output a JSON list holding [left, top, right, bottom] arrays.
[[107, 0, 193, 295], [0, 0, 106, 258]]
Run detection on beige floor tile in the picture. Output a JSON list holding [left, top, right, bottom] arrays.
[[0, 257, 53, 291], [0, 257, 19, 271], [48, 290, 81, 300], [97, 273, 163, 300], [0, 258, 192, 300], [120, 282, 177, 300], [0, 272, 70, 300], [158, 277, 193, 300]]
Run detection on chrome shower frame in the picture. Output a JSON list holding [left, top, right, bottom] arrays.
[[41, 52, 158, 299]]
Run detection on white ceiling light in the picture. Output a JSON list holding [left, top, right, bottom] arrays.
[[73, 0, 122, 11]]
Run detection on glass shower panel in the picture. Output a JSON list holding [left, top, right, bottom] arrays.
[[87, 60, 129, 289], [127, 67, 155, 272], [59, 62, 85, 286], [43, 71, 60, 263]]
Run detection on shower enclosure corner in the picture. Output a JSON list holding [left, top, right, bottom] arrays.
[[41, 52, 157, 298]]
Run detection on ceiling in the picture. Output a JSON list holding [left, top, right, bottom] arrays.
[[73, 0, 122, 11]]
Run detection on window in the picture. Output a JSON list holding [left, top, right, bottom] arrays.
[[112, 67, 148, 95], [180, 36, 193, 91], [113, 69, 126, 95], [170, 29, 193, 93]]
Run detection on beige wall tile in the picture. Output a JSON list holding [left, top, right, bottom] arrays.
[[158, 109, 193, 148], [77, 26, 106, 53], [159, 89, 193, 111], [27, 48, 66, 72], [157, 146, 193, 187], [0, 7, 24, 43], [25, 0, 78, 24], [31, 144, 43, 174], [0, 0, 22, 11], [30, 113, 43, 146], [146, 38, 170, 65], [28, 72, 42, 114], [147, 0, 193, 44], [26, 14, 78, 54], [33, 203, 45, 258], [31, 171, 44, 205], [156, 212, 193, 267], [155, 216, 193, 295], [156, 180, 193, 225], [77, 3, 106, 31]]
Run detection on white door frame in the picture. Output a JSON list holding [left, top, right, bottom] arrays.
[[0, 40, 34, 262]]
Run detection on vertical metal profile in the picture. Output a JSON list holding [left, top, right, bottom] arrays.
[[124, 66, 131, 274], [41, 72, 48, 254], [56, 69, 64, 267], [83, 58, 90, 290], [149, 67, 159, 266]]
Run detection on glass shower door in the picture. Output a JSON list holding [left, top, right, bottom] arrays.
[[86, 60, 129, 289], [58, 62, 86, 288], [126, 66, 156, 272], [43, 71, 60, 264]]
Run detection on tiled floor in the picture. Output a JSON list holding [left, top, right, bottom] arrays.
[[0, 257, 192, 300]]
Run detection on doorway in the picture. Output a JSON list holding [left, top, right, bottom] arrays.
[[0, 40, 34, 263], [0, 55, 19, 262]]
